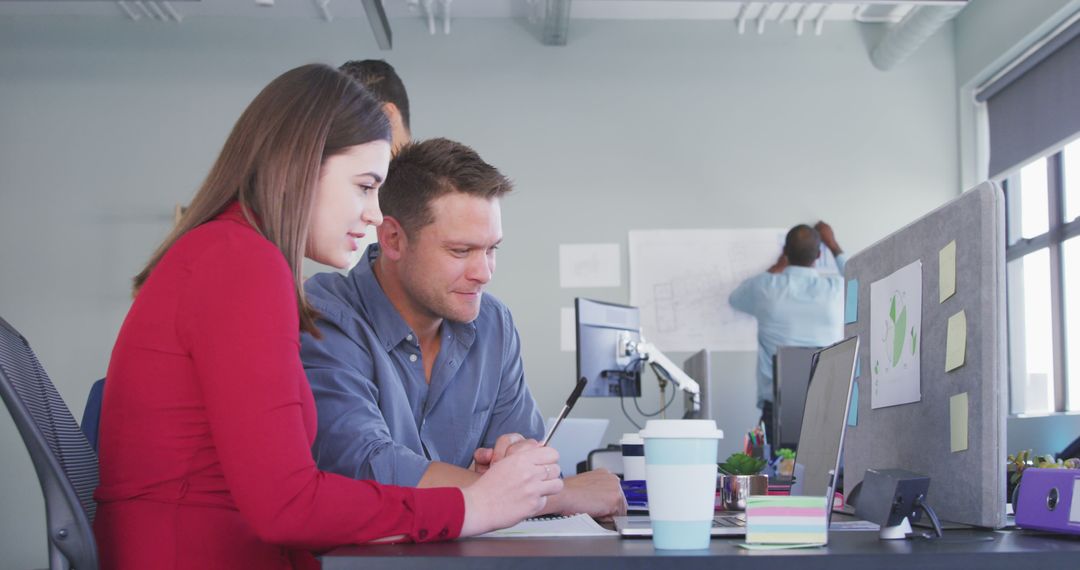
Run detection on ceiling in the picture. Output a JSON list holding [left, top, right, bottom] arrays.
[[0, 0, 969, 64], [0, 1, 961, 27]]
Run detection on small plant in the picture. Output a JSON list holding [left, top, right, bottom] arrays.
[[1008, 449, 1080, 486], [776, 448, 796, 461], [720, 452, 767, 476]]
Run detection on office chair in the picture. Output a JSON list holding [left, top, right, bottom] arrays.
[[0, 316, 99, 570], [80, 379, 105, 453]]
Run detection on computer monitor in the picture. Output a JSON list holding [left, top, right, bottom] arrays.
[[575, 298, 642, 398], [790, 336, 859, 523], [681, 349, 711, 420]]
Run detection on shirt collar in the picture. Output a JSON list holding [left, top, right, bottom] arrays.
[[783, 265, 820, 277], [349, 244, 477, 352]]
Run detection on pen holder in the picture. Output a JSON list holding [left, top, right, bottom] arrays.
[[718, 474, 769, 511]]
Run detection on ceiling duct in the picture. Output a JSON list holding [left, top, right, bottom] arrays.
[[870, 4, 965, 71], [361, 0, 392, 50], [542, 0, 571, 46]]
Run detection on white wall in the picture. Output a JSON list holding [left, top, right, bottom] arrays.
[[0, 15, 958, 567]]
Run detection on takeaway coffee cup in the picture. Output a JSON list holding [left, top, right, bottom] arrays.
[[620, 433, 646, 481], [639, 419, 723, 550]]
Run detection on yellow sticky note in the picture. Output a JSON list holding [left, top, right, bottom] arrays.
[[950, 392, 969, 452], [939, 240, 957, 303], [945, 311, 967, 372]]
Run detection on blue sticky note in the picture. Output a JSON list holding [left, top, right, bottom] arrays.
[[848, 382, 859, 426], [845, 279, 859, 324], [855, 359, 861, 378]]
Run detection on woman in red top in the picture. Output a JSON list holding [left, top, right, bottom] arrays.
[[93, 64, 563, 570]]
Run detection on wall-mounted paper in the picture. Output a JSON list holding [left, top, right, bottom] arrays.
[[869, 261, 922, 410], [628, 228, 786, 351], [939, 240, 957, 303], [845, 279, 859, 324], [950, 392, 969, 452], [559, 243, 621, 288], [560, 307, 576, 352], [945, 310, 967, 372], [848, 382, 859, 427]]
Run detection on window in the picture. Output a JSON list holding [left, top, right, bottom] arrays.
[[1005, 139, 1080, 414]]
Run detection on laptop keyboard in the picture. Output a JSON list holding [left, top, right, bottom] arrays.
[[713, 514, 746, 528]]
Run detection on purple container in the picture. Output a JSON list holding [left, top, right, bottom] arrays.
[[1014, 468, 1080, 535]]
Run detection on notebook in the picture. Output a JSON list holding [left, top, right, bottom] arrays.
[[477, 514, 617, 538]]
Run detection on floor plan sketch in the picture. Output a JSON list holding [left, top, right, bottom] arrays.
[[628, 229, 786, 352]]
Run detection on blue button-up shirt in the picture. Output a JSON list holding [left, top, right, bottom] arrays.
[[300, 244, 544, 486], [729, 255, 847, 408]]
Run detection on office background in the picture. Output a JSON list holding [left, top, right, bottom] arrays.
[[1, 1, 1078, 566]]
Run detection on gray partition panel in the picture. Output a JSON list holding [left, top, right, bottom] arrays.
[[843, 182, 1007, 529]]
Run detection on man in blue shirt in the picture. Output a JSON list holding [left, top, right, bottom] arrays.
[[301, 138, 625, 518], [729, 222, 847, 432]]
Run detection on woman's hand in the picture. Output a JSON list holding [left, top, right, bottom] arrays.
[[459, 442, 563, 536]]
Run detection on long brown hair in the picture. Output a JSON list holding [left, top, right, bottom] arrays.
[[133, 63, 390, 337]]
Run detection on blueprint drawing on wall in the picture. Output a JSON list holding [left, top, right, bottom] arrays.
[[628, 228, 786, 352]]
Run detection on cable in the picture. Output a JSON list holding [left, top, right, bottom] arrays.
[[617, 384, 642, 430], [913, 495, 943, 539], [632, 363, 678, 417]]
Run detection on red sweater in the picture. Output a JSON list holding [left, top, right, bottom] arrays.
[[94, 203, 464, 569]]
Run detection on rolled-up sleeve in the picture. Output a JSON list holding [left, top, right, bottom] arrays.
[[302, 315, 432, 487], [479, 306, 545, 448], [729, 274, 767, 316]]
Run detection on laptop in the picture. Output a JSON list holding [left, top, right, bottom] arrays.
[[615, 336, 859, 538], [544, 417, 609, 478]]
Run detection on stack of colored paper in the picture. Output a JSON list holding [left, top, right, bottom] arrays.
[[745, 495, 828, 545]]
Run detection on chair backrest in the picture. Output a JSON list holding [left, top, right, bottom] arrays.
[[81, 379, 105, 453], [0, 316, 99, 570], [773, 345, 820, 452]]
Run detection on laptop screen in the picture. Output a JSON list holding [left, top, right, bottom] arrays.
[[790, 337, 858, 504]]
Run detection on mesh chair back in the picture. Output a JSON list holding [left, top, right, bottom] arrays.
[[0, 316, 99, 570]]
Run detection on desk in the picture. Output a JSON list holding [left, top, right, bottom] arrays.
[[323, 529, 1080, 570]]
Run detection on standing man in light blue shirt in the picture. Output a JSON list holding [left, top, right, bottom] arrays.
[[301, 138, 625, 519], [729, 222, 847, 431]]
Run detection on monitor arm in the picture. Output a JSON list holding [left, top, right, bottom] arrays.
[[617, 332, 701, 414]]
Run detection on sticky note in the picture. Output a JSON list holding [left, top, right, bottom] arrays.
[[848, 382, 859, 427], [939, 240, 957, 303], [950, 392, 969, 452], [855, 358, 861, 378], [845, 279, 859, 324], [945, 310, 967, 372]]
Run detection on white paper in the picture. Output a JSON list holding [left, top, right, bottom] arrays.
[[814, 243, 841, 275], [477, 513, 616, 538], [560, 307, 576, 352], [559, 243, 621, 288], [869, 260, 923, 409], [628, 228, 785, 351]]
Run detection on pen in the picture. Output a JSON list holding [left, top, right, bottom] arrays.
[[542, 377, 588, 446]]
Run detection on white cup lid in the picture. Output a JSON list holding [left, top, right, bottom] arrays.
[[639, 419, 723, 440], [620, 433, 644, 445]]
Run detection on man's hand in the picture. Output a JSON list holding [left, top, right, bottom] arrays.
[[542, 469, 627, 520], [814, 221, 843, 256], [767, 253, 788, 274], [472, 433, 528, 474]]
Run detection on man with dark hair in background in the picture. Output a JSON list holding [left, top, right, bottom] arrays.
[[339, 59, 412, 152], [729, 222, 847, 433], [301, 137, 626, 519]]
